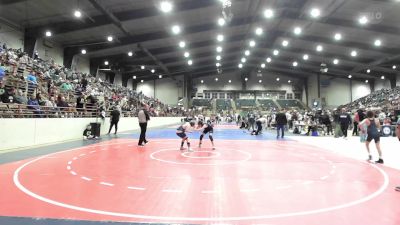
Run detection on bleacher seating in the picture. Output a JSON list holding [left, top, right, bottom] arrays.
[[0, 43, 184, 118], [216, 99, 232, 110], [258, 99, 278, 110], [341, 87, 400, 112], [235, 99, 256, 109], [276, 100, 304, 109], [192, 99, 211, 107]]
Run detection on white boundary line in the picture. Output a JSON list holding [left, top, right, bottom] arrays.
[[12, 141, 390, 222], [150, 148, 252, 166]]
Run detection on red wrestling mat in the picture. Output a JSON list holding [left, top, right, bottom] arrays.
[[1, 138, 400, 225]]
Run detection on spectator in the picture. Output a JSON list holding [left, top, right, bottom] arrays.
[[1, 87, 15, 103], [0, 64, 5, 83], [57, 96, 69, 110], [108, 106, 121, 135], [27, 94, 41, 116]]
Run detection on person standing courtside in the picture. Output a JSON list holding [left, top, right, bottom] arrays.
[[138, 103, 150, 146], [339, 108, 352, 139], [275, 109, 287, 138], [108, 106, 121, 135]]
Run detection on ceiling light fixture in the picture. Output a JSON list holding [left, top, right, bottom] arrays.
[[241, 57, 246, 63], [160, 1, 173, 13], [107, 36, 113, 42], [261, 63, 266, 68], [238, 63, 243, 68], [348, 75, 352, 79], [184, 52, 190, 58], [74, 10, 82, 18], [333, 59, 339, 65], [264, 8, 274, 18], [45, 31, 52, 37], [216, 46, 223, 52], [81, 49, 87, 55], [216, 55, 221, 60], [159, 75, 163, 79], [266, 57, 272, 62], [273, 50, 279, 56], [218, 17, 226, 26], [381, 75, 385, 80], [374, 39, 382, 47], [171, 25, 181, 34], [179, 41, 186, 48], [282, 40, 289, 47], [294, 27, 302, 35], [359, 16, 368, 25], [310, 8, 321, 18], [151, 69, 155, 73], [334, 33, 342, 41], [245, 50, 250, 56], [128, 51, 133, 57], [141, 65, 145, 70], [188, 60, 193, 65], [316, 45, 323, 52], [217, 34, 224, 42], [104, 61, 109, 65], [255, 27, 263, 36], [366, 69, 371, 73], [249, 40, 256, 47], [303, 54, 309, 60], [293, 61, 298, 67], [350, 50, 358, 57]]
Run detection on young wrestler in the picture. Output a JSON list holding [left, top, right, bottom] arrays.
[[198, 120, 215, 150], [359, 111, 383, 164], [176, 121, 196, 152]]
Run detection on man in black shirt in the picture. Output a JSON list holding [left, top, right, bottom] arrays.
[[108, 106, 121, 135], [276, 109, 288, 138], [339, 108, 352, 139]]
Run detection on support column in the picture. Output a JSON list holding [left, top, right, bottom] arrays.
[[23, 33, 37, 58], [349, 79, 353, 102], [369, 79, 375, 92], [317, 72, 321, 98], [63, 47, 79, 69], [241, 74, 247, 91], [304, 79, 309, 107], [389, 76, 396, 89]]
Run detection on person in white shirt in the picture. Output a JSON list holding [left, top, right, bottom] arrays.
[[176, 121, 196, 151]]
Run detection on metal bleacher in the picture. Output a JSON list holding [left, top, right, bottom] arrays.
[[276, 99, 305, 109], [216, 99, 232, 110], [257, 99, 279, 110]]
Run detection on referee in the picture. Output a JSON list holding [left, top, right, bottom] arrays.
[[138, 103, 150, 146]]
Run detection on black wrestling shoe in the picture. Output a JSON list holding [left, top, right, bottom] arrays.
[[375, 159, 384, 164]]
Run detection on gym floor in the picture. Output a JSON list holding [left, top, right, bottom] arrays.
[[1, 124, 400, 225]]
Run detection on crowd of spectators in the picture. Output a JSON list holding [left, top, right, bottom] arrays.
[[0, 43, 185, 118]]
